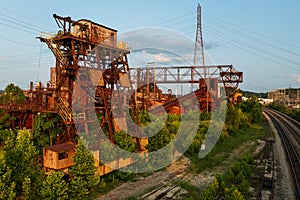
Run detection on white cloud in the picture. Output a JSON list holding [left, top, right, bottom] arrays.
[[121, 28, 220, 67], [0, 56, 8, 61], [152, 53, 171, 63], [128, 48, 193, 66], [289, 74, 300, 83]]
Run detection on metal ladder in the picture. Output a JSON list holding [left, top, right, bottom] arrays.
[[57, 97, 73, 123], [41, 33, 67, 65]]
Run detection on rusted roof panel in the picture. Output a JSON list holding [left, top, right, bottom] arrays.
[[44, 142, 76, 152]]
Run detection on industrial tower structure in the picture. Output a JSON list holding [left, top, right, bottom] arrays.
[[37, 14, 142, 145], [194, 3, 208, 111], [38, 14, 146, 173], [0, 8, 243, 174]]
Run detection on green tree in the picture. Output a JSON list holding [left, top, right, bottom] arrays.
[[225, 105, 248, 135], [238, 97, 262, 123], [200, 178, 219, 199], [1, 83, 25, 103], [147, 126, 173, 151], [69, 138, 100, 199], [6, 183, 16, 200], [201, 154, 254, 199], [225, 188, 244, 200], [4, 129, 43, 198], [238, 179, 250, 195], [0, 111, 16, 141], [146, 113, 180, 152], [114, 131, 137, 152], [0, 150, 16, 200], [21, 177, 31, 200], [32, 113, 64, 151], [0, 110, 15, 130], [40, 171, 69, 200], [200, 111, 211, 121]]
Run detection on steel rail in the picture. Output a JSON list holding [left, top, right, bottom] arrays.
[[263, 108, 300, 199]]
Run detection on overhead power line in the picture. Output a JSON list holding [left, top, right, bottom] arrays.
[[0, 35, 40, 46], [0, 11, 50, 32], [0, 21, 37, 35], [204, 25, 300, 67], [204, 11, 300, 50], [0, 16, 41, 33], [203, 17, 300, 58], [205, 28, 300, 72], [152, 11, 194, 27]]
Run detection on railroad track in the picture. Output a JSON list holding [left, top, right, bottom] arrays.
[[254, 138, 275, 199], [263, 108, 300, 199], [253, 112, 276, 199], [140, 172, 193, 200]]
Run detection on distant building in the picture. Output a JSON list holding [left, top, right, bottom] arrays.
[[258, 98, 273, 105], [268, 89, 288, 104], [242, 96, 273, 105], [267, 88, 300, 108]]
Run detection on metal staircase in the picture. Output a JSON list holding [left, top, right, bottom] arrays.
[[40, 33, 67, 65], [57, 97, 73, 123]]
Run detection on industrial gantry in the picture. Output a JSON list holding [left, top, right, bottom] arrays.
[[0, 13, 243, 174]]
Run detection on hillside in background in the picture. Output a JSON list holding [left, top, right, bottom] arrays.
[[238, 89, 268, 98]]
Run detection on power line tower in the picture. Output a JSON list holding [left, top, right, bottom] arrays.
[[193, 3, 205, 68], [193, 3, 208, 111]]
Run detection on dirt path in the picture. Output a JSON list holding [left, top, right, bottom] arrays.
[[96, 139, 262, 200], [96, 157, 191, 200], [187, 140, 261, 192], [96, 114, 295, 199]]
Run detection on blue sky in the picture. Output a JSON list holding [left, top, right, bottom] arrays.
[[0, 0, 300, 92]]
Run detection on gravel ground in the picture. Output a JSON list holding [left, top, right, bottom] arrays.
[[188, 140, 257, 193], [263, 113, 296, 200], [96, 156, 191, 200], [96, 114, 296, 200], [96, 140, 261, 199]]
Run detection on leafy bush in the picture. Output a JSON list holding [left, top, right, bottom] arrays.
[[269, 102, 300, 122], [238, 97, 262, 123], [200, 154, 254, 199], [225, 104, 248, 135], [114, 131, 137, 152], [32, 113, 64, 152]]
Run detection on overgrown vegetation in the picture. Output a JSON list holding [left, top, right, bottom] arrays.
[[0, 129, 44, 199], [269, 102, 300, 122], [114, 131, 137, 152], [0, 110, 139, 200], [0, 83, 25, 104], [0, 130, 101, 200], [200, 154, 255, 199], [184, 97, 263, 172], [145, 114, 180, 152], [32, 113, 64, 154], [0, 93, 266, 199], [179, 97, 266, 199], [185, 125, 266, 174], [238, 89, 267, 99]]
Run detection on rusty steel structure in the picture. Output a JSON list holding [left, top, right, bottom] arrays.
[[130, 65, 242, 84], [37, 14, 142, 145], [0, 11, 243, 174], [0, 14, 141, 146], [0, 14, 146, 174], [130, 64, 243, 113], [129, 3, 243, 114]]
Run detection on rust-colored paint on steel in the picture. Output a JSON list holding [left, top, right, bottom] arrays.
[[0, 14, 243, 143]]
